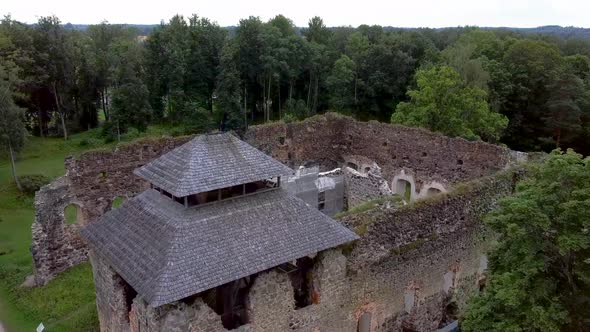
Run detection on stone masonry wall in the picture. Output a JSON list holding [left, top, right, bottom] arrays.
[[89, 251, 134, 332], [248, 271, 295, 331], [347, 169, 517, 269], [91, 168, 519, 332], [32, 113, 516, 289], [245, 113, 515, 189], [343, 165, 393, 208], [66, 136, 191, 222], [31, 176, 88, 285]]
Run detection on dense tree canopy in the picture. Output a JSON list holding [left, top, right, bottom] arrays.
[[462, 149, 590, 332], [0, 14, 589, 153], [391, 65, 508, 141], [1, 13, 590, 328]]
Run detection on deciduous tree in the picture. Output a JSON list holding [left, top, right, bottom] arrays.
[[0, 79, 26, 191], [462, 149, 590, 332], [391, 65, 507, 141]]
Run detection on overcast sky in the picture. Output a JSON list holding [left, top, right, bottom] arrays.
[[4, 0, 590, 28]]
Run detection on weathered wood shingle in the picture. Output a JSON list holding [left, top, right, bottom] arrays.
[[133, 132, 293, 197], [82, 189, 358, 307]]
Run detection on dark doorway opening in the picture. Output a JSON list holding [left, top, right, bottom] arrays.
[[289, 257, 315, 309]]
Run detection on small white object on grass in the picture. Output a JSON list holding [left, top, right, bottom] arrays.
[[36, 323, 45, 332]]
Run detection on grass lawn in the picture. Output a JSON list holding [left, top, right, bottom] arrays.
[[0, 126, 181, 331]]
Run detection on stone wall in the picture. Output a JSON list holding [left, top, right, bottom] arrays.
[[347, 169, 517, 269], [245, 113, 515, 189], [32, 113, 517, 290], [31, 137, 190, 284], [248, 271, 295, 331], [90, 167, 519, 332], [343, 164, 392, 208], [89, 251, 135, 332], [31, 176, 88, 285], [65, 136, 191, 222]]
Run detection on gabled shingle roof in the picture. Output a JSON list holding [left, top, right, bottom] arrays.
[[81, 189, 358, 307], [133, 132, 294, 197]]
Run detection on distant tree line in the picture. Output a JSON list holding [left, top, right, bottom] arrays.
[[1, 14, 590, 154]]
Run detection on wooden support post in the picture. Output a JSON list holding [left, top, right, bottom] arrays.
[[184, 196, 188, 207], [242, 184, 246, 195], [277, 177, 281, 188], [218, 189, 221, 201]]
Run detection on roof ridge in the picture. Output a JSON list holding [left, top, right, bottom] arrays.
[[134, 132, 293, 197]]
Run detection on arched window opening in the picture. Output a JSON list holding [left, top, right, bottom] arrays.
[[358, 312, 372, 332], [346, 162, 359, 171], [64, 204, 84, 225], [438, 302, 459, 330], [396, 179, 412, 201], [425, 187, 442, 198]]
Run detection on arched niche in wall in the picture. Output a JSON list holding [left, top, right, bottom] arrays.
[[357, 312, 372, 332], [403, 288, 416, 313], [426, 187, 442, 197], [418, 182, 447, 199], [392, 172, 416, 201], [443, 271, 456, 294], [345, 161, 359, 171], [64, 203, 85, 225]]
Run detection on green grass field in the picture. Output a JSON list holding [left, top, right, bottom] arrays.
[[0, 126, 181, 331]]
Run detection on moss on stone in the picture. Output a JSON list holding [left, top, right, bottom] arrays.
[[390, 233, 439, 256], [335, 195, 401, 219]]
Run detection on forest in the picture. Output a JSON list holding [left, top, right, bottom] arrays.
[[1, 14, 590, 156], [1, 13, 590, 332]]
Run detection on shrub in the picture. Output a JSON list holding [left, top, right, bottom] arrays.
[[283, 113, 297, 124], [18, 174, 50, 195], [78, 138, 102, 148], [121, 127, 140, 141], [169, 126, 188, 137]]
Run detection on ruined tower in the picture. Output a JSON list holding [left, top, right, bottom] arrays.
[[81, 132, 359, 331]]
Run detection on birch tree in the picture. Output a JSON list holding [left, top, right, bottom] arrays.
[[0, 79, 26, 191]]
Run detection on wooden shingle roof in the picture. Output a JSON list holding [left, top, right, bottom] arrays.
[[81, 189, 358, 307], [133, 132, 293, 197]]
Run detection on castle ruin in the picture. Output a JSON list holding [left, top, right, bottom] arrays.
[[31, 113, 525, 331]]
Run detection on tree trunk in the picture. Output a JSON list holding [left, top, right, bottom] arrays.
[[312, 75, 319, 114], [555, 127, 561, 148], [354, 77, 358, 105], [243, 85, 248, 129], [60, 113, 68, 141], [278, 77, 281, 119], [101, 89, 109, 121], [8, 140, 22, 192], [37, 108, 45, 138], [52, 82, 68, 140], [307, 73, 313, 108], [262, 78, 266, 122], [117, 121, 121, 142], [266, 75, 272, 122]]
